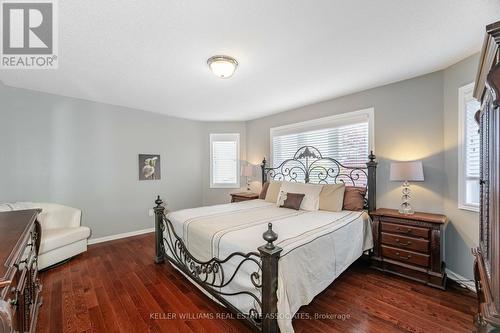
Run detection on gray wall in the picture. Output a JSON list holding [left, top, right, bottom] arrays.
[[0, 82, 205, 239], [246, 54, 481, 280], [443, 54, 481, 279], [247, 71, 446, 214]]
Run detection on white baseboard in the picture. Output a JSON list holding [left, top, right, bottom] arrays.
[[446, 268, 476, 292], [88, 227, 155, 245]]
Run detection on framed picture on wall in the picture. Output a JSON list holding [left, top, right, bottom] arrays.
[[138, 154, 161, 180]]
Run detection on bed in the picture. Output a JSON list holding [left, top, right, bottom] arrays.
[[153, 146, 377, 333]]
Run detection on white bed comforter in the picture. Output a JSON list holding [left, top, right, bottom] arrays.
[[164, 199, 373, 333]]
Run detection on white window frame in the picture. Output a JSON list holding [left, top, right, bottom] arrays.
[[270, 108, 375, 164], [458, 82, 480, 212], [210, 133, 240, 189]]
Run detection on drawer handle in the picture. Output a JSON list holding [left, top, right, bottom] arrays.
[[395, 226, 412, 234], [395, 238, 412, 246], [395, 252, 412, 260]]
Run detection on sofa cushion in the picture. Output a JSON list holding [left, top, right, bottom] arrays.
[[39, 226, 91, 254], [0, 202, 34, 212], [0, 202, 82, 229], [33, 203, 82, 230]]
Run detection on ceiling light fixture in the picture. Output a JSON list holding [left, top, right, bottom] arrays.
[[207, 55, 238, 79]]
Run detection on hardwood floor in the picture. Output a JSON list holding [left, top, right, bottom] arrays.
[[37, 233, 476, 333]]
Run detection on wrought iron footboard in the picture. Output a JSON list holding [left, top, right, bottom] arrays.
[[153, 146, 377, 333], [154, 196, 281, 333]]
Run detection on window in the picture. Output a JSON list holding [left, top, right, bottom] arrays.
[[270, 108, 374, 183], [210, 133, 240, 188], [458, 83, 481, 212]]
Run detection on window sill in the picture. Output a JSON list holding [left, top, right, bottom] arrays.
[[210, 184, 240, 189], [458, 204, 479, 213]]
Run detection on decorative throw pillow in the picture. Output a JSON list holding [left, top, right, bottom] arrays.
[[264, 181, 282, 203], [343, 186, 367, 211], [259, 182, 270, 199], [279, 181, 323, 211], [319, 183, 346, 212], [278, 191, 305, 210], [276, 190, 287, 207]]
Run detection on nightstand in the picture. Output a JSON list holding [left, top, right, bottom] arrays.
[[230, 192, 259, 203], [370, 208, 447, 290]]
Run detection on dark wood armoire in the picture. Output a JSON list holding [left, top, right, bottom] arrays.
[[472, 20, 500, 332]]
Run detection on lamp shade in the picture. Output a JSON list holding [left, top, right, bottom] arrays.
[[390, 161, 424, 181], [241, 165, 253, 177]]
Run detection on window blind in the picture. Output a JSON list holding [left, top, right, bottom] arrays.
[[465, 98, 480, 180], [210, 133, 240, 188], [464, 98, 480, 206], [458, 83, 480, 210], [212, 141, 237, 184], [271, 112, 371, 183]]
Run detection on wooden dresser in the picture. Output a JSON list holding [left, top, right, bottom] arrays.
[[0, 210, 42, 333], [370, 208, 447, 290], [472, 20, 500, 332]]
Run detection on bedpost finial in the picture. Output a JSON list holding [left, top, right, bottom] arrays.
[[261, 157, 267, 166], [155, 195, 163, 207], [369, 151, 376, 161], [263, 223, 278, 250]]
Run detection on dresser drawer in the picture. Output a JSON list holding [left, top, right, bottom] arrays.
[[381, 232, 429, 253], [380, 221, 429, 239], [381, 245, 429, 267]]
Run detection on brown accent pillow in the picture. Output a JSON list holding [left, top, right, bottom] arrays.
[[319, 183, 346, 212], [280, 192, 305, 210], [259, 182, 269, 199], [343, 186, 367, 211]]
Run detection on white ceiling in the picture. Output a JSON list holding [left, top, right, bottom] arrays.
[[1, 1, 500, 121]]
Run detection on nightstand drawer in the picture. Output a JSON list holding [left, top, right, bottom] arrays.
[[371, 208, 447, 289], [381, 232, 429, 253], [381, 245, 429, 267], [380, 221, 429, 239]]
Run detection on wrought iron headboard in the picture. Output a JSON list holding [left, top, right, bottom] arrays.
[[260, 146, 377, 212]]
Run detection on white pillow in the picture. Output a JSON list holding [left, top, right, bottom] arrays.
[[278, 181, 323, 211]]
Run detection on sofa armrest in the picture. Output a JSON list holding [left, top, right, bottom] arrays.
[[27, 203, 82, 230]]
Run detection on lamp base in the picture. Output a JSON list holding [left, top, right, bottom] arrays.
[[399, 181, 414, 215], [399, 206, 414, 215]]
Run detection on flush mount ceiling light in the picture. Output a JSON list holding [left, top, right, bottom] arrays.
[[207, 55, 238, 79]]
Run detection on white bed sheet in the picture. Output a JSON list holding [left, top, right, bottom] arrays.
[[164, 199, 373, 333]]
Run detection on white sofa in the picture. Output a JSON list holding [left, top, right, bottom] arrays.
[[0, 202, 91, 270]]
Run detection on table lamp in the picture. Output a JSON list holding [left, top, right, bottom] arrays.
[[241, 165, 254, 191], [390, 161, 424, 214]]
